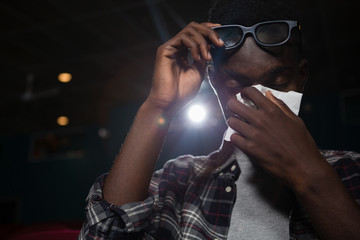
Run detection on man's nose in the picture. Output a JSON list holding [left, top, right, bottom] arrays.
[[237, 36, 259, 56]]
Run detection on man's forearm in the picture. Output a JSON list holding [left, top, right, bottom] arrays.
[[103, 99, 173, 206], [295, 159, 360, 240]]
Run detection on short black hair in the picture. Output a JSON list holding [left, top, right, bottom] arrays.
[[209, 0, 300, 26]]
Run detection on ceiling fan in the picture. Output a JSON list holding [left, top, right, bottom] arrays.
[[21, 73, 60, 102]]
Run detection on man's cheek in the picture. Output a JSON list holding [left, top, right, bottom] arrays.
[[217, 91, 238, 120]]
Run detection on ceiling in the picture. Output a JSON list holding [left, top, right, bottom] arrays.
[[1, 0, 359, 135]]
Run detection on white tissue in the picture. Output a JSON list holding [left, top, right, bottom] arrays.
[[224, 84, 303, 141]]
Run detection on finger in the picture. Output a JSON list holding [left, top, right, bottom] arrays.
[[240, 86, 271, 110], [185, 26, 213, 61], [265, 90, 296, 118], [230, 133, 254, 157], [227, 115, 254, 139], [227, 98, 258, 124], [230, 132, 264, 162], [182, 37, 201, 62], [168, 22, 223, 62], [189, 22, 224, 47], [167, 33, 201, 61], [202, 22, 222, 28]]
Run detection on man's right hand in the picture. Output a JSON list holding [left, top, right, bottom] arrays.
[[103, 22, 223, 206], [147, 22, 224, 116]]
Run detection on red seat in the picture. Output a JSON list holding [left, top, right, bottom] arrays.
[[9, 229, 80, 240]]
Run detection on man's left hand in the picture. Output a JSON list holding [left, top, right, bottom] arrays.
[[227, 86, 327, 190]]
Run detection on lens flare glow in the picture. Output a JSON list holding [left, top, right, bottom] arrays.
[[188, 105, 206, 123], [57, 116, 69, 126], [158, 117, 166, 125], [58, 73, 72, 83]]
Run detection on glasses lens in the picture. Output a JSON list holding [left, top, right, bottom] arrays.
[[215, 27, 243, 49], [255, 22, 289, 45]]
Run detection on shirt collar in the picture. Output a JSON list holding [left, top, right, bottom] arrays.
[[210, 146, 241, 180]]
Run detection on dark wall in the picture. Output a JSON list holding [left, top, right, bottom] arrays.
[[301, 92, 360, 152], [0, 127, 111, 224]]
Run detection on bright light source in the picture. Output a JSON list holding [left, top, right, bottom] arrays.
[[57, 116, 69, 126], [188, 105, 206, 123], [58, 73, 72, 83], [98, 128, 109, 138]]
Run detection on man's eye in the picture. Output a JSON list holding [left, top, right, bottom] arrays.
[[267, 77, 290, 89]]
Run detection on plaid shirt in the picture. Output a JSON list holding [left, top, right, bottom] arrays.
[[78, 150, 360, 240]]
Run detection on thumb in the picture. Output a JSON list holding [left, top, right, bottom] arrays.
[[265, 90, 295, 118]]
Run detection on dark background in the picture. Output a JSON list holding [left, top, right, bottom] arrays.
[[0, 0, 359, 227]]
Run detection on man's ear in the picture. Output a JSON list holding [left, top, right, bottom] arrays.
[[298, 58, 309, 92]]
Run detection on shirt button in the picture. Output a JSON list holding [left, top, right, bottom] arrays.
[[225, 186, 232, 192], [219, 172, 223, 176], [230, 164, 236, 171]]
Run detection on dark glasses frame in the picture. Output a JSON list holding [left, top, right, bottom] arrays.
[[211, 20, 299, 50]]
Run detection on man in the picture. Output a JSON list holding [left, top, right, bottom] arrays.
[[78, 0, 360, 239]]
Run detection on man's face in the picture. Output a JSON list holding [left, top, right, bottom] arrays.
[[209, 36, 308, 119]]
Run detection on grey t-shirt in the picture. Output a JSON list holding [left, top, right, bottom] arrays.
[[227, 148, 294, 239]]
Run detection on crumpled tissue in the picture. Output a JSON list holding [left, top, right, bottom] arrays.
[[224, 84, 303, 141]]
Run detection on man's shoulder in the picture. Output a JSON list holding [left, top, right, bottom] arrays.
[[163, 154, 212, 175], [321, 150, 360, 203], [321, 149, 360, 165]]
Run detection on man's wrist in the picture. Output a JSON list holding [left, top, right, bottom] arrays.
[[139, 99, 176, 127], [292, 156, 339, 200], [143, 96, 179, 120]]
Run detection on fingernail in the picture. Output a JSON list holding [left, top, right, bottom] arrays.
[[219, 38, 224, 45]]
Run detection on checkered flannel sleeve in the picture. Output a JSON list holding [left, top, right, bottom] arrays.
[[77, 171, 162, 240], [324, 150, 360, 203]]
